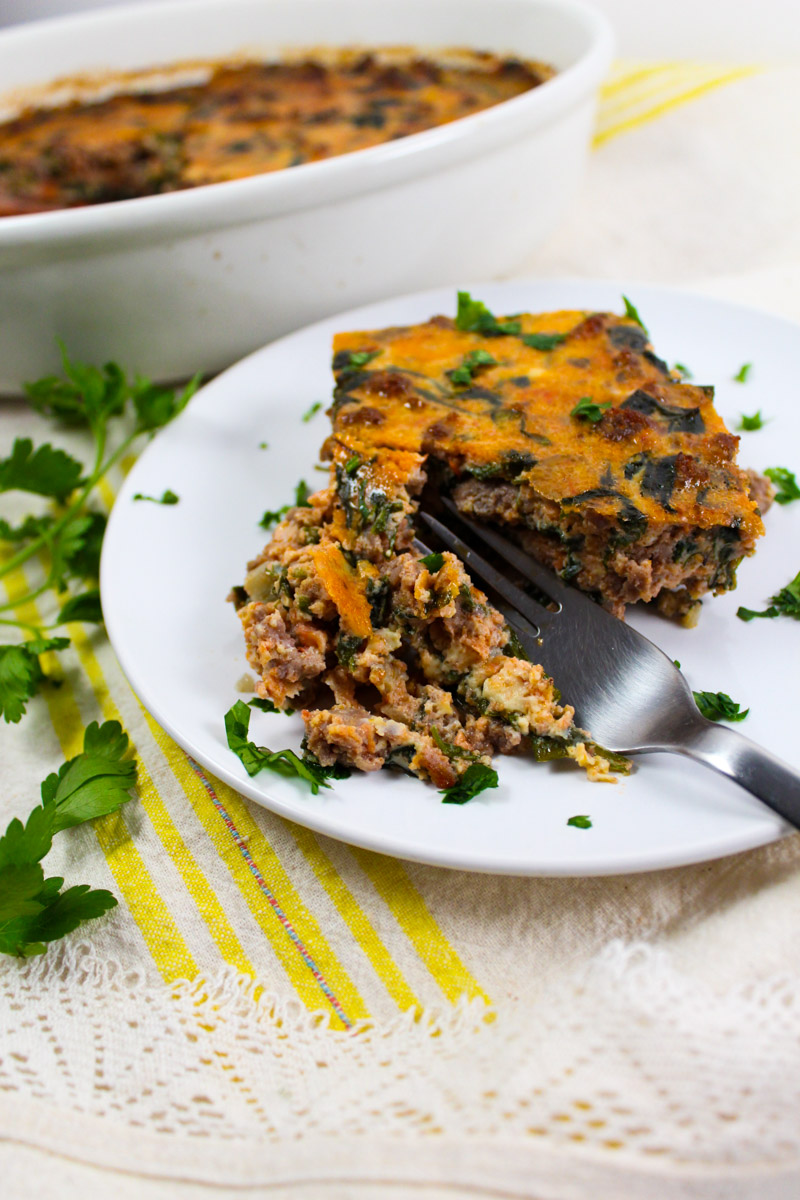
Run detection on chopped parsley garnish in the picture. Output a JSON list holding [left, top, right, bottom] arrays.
[[295, 479, 312, 507], [259, 441, 269, 449], [133, 489, 179, 505], [454, 291, 521, 337], [302, 401, 322, 423], [419, 551, 445, 572], [737, 411, 766, 432], [259, 504, 290, 529], [672, 362, 693, 379], [335, 349, 381, 371], [249, 697, 295, 715], [440, 762, 499, 805], [344, 456, 361, 476], [764, 466, 800, 505], [571, 395, 612, 423], [224, 700, 341, 793], [521, 332, 567, 352], [737, 569, 800, 622], [449, 349, 498, 387], [622, 295, 647, 331], [733, 362, 752, 383], [567, 814, 592, 829], [0, 719, 136, 957], [693, 690, 749, 722]]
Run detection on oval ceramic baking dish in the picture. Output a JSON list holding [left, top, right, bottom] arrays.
[[0, 0, 613, 388]]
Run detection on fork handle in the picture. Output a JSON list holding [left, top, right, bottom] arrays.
[[677, 722, 800, 830]]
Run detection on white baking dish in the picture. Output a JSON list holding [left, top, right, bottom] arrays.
[[0, 0, 612, 389]]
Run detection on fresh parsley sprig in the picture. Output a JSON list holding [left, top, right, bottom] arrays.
[[0, 346, 200, 722], [0, 720, 136, 957]]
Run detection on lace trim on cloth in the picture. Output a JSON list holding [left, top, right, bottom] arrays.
[[2, 938, 800, 1193]]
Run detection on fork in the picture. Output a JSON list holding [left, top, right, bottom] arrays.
[[418, 499, 800, 830]]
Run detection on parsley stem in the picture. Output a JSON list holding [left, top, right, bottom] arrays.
[[0, 616, 45, 636], [0, 426, 139, 585]]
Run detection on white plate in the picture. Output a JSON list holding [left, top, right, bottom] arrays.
[[101, 280, 800, 876]]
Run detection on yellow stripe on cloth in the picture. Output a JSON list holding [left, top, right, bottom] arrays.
[[595, 64, 761, 147], [139, 707, 370, 1028], [285, 821, 423, 1015], [65, 621, 256, 982], [599, 61, 697, 100], [349, 849, 491, 1008], [2, 569, 198, 984]]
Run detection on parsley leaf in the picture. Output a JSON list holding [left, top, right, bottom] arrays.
[[737, 411, 766, 432], [56, 589, 103, 626], [0, 514, 54, 543], [0, 719, 135, 957], [672, 362, 693, 379], [0, 637, 70, 723], [455, 291, 521, 337], [295, 480, 312, 507], [52, 511, 107, 586], [622, 295, 647, 330], [733, 363, 752, 383], [224, 700, 335, 793], [440, 762, 499, 805], [24, 350, 127, 428], [764, 467, 800, 505], [40, 719, 137, 831], [571, 396, 612, 423], [693, 690, 749, 722], [0, 438, 83, 500], [521, 332, 567, 351], [567, 814, 592, 829], [302, 401, 323, 422], [419, 551, 445, 572], [133, 489, 180, 505], [131, 373, 201, 433], [737, 569, 800, 622]]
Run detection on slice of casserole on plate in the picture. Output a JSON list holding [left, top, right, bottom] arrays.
[[329, 294, 768, 622], [233, 295, 767, 790]]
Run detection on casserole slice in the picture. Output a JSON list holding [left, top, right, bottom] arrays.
[[328, 296, 768, 621]]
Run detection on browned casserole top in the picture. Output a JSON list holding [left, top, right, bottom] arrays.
[[327, 302, 765, 543], [0, 49, 551, 216]]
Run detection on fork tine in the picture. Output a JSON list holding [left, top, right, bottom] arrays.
[[440, 497, 576, 608], [417, 510, 550, 633]]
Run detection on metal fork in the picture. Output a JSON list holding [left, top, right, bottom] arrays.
[[418, 499, 800, 830]]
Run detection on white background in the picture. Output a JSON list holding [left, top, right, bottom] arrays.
[[0, 0, 799, 58]]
